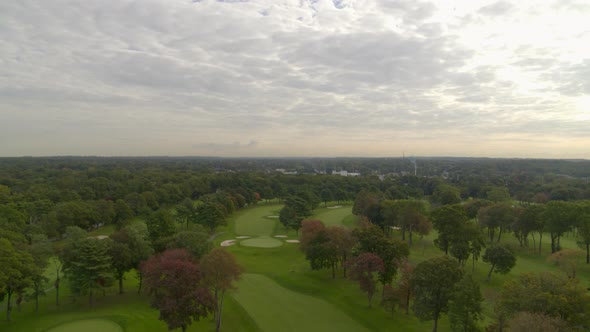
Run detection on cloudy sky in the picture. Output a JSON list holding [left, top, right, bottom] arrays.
[[1, 0, 589, 158]]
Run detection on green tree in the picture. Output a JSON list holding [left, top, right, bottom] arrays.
[[0, 238, 34, 321], [411, 256, 463, 332], [146, 210, 177, 251], [482, 245, 516, 281], [543, 201, 577, 253], [576, 201, 590, 263], [448, 274, 483, 332], [62, 237, 114, 304]]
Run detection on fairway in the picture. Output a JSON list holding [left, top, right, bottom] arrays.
[[235, 205, 280, 236], [232, 274, 369, 332], [312, 206, 355, 227], [45, 319, 123, 332]]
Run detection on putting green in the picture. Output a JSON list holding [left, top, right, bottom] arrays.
[[240, 237, 283, 248], [233, 274, 368, 332], [45, 319, 123, 332]]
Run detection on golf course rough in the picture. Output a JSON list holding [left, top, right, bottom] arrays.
[[45, 319, 123, 332], [233, 274, 369, 332]]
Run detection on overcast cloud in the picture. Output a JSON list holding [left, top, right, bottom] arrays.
[[1, 0, 589, 158]]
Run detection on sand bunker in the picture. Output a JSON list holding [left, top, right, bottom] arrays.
[[327, 205, 343, 209], [286, 240, 300, 243], [274, 235, 288, 238], [236, 236, 250, 239], [221, 240, 236, 247]]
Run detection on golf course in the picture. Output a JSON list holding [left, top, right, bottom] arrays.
[[2, 202, 589, 332]]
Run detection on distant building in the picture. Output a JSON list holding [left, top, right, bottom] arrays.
[[332, 170, 360, 177]]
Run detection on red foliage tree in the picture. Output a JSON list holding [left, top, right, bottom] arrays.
[[299, 219, 326, 253], [200, 248, 244, 332], [141, 249, 213, 332], [347, 252, 385, 307]]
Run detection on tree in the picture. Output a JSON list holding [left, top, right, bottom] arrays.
[[0, 238, 34, 321], [396, 259, 414, 315], [146, 210, 177, 251], [514, 204, 545, 250], [543, 201, 576, 253], [141, 249, 214, 332], [347, 253, 384, 308], [547, 249, 584, 279], [195, 201, 226, 233], [432, 184, 461, 205], [477, 203, 517, 243], [448, 274, 483, 332], [200, 248, 244, 332], [62, 237, 114, 304], [576, 201, 590, 263], [411, 256, 463, 332], [507, 312, 570, 332], [165, 229, 211, 259], [326, 226, 355, 278], [108, 226, 153, 295], [498, 272, 590, 329], [482, 245, 516, 281], [431, 205, 468, 255]]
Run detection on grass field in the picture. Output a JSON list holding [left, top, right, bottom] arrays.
[[3, 202, 590, 332], [234, 274, 369, 332], [45, 319, 123, 332]]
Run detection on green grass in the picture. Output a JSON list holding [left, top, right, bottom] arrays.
[[240, 237, 284, 248], [234, 205, 281, 236], [311, 206, 355, 227], [233, 274, 369, 332], [45, 319, 123, 332]]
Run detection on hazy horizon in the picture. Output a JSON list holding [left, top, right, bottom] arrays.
[[1, 0, 589, 158]]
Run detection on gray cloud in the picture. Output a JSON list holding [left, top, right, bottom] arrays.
[[0, 0, 589, 157]]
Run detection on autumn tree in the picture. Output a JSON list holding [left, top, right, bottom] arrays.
[[396, 259, 414, 315], [482, 245, 516, 281], [141, 249, 214, 332], [547, 249, 584, 279], [411, 256, 463, 332], [498, 272, 590, 329], [200, 248, 244, 332], [347, 253, 384, 308]]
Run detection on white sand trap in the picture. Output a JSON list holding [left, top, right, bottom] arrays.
[[236, 236, 250, 239], [95, 235, 109, 240], [274, 235, 288, 238], [327, 205, 343, 209], [221, 240, 236, 247], [286, 240, 300, 243], [267, 215, 279, 218]]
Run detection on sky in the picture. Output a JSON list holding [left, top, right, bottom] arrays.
[[1, 0, 589, 158]]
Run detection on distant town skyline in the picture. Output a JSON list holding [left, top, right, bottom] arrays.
[[1, 0, 589, 158]]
